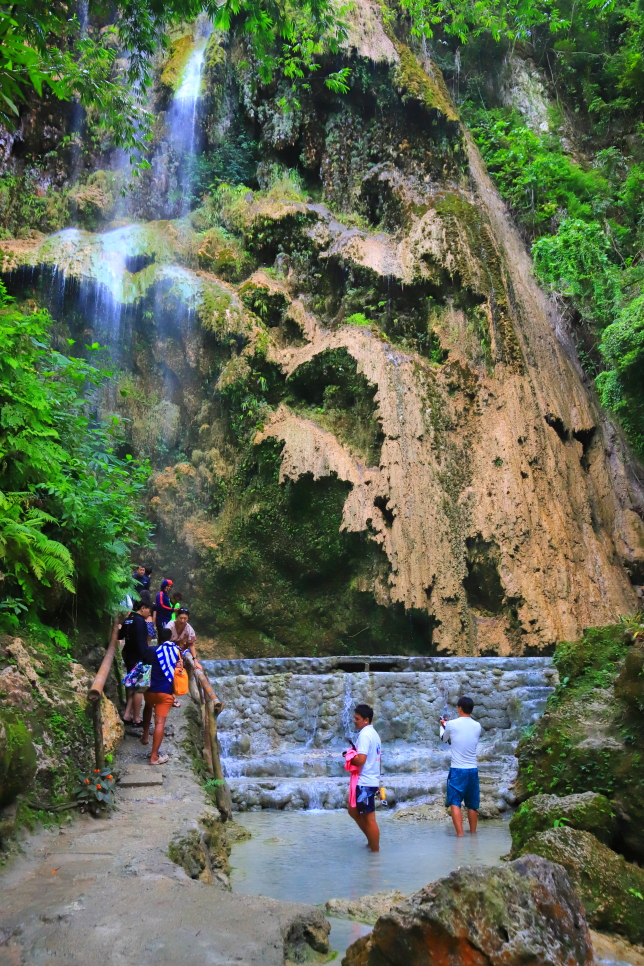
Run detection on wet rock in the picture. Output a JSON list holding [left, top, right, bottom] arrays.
[[284, 911, 331, 963], [519, 828, 644, 945], [326, 890, 406, 925], [590, 929, 644, 966], [510, 792, 616, 856], [342, 855, 593, 966]]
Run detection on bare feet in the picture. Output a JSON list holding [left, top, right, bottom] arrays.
[[140, 736, 149, 746]]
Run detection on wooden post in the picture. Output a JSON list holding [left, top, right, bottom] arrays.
[[206, 700, 233, 821], [93, 697, 105, 770]]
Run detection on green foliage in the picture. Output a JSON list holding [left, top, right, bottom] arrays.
[[345, 312, 372, 326], [533, 219, 621, 328], [0, 282, 150, 629], [597, 294, 644, 455], [467, 111, 610, 234]]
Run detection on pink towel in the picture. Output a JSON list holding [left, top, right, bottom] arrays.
[[344, 748, 361, 808]]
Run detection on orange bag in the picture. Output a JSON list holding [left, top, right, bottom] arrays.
[[173, 657, 189, 695]]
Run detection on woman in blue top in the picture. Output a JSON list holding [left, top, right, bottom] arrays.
[[139, 629, 180, 765], [155, 579, 174, 638]]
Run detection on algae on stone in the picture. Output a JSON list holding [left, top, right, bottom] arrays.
[[510, 791, 616, 857]]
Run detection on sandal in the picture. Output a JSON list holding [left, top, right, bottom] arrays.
[[150, 754, 169, 765], [173, 699, 181, 708]]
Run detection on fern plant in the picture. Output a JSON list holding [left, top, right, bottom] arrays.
[[0, 282, 151, 632]]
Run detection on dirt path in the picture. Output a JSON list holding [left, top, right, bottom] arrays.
[[0, 703, 330, 966]]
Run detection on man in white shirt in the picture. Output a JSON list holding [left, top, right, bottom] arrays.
[[347, 703, 381, 852], [440, 695, 482, 837]]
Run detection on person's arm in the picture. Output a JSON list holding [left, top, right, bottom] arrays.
[[440, 719, 451, 744], [135, 615, 149, 656]]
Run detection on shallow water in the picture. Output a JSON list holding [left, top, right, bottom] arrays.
[[230, 810, 512, 958]]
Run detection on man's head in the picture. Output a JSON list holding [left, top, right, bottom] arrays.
[[354, 704, 374, 730], [158, 627, 173, 644], [171, 592, 183, 605], [457, 695, 474, 717], [175, 607, 190, 629], [135, 600, 151, 617], [136, 565, 146, 576], [161, 578, 173, 592]]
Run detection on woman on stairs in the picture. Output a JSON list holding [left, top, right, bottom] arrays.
[[139, 628, 181, 765]]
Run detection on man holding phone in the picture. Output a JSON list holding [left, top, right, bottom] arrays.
[[347, 704, 381, 852], [440, 695, 481, 836]]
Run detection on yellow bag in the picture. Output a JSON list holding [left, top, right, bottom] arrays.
[[173, 657, 189, 695]]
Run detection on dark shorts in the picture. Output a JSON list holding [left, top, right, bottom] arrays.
[[446, 768, 480, 810], [356, 786, 379, 815]]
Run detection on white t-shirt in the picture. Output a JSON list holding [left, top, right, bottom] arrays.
[[356, 724, 381, 787], [168, 620, 196, 649], [441, 716, 482, 768]]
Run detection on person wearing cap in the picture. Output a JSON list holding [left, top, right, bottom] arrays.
[[155, 579, 174, 638]]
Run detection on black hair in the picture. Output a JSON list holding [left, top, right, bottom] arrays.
[[158, 628, 173, 643], [457, 695, 474, 715], [145, 568, 153, 576], [134, 600, 150, 611], [177, 607, 190, 616], [139, 590, 152, 606], [354, 703, 374, 723]]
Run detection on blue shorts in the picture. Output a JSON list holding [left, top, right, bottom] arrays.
[[356, 786, 379, 814], [446, 768, 480, 810]]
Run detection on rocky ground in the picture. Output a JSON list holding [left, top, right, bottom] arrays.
[[0, 702, 331, 966]]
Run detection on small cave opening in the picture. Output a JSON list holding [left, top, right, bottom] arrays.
[[125, 253, 156, 274], [240, 284, 290, 328], [374, 495, 395, 527], [462, 535, 505, 615], [573, 426, 596, 470], [545, 412, 569, 443]]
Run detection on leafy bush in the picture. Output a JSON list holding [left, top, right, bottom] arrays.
[[532, 219, 621, 328], [74, 768, 116, 813], [0, 282, 151, 630]]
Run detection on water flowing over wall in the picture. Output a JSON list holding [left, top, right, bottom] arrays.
[[206, 656, 557, 811]]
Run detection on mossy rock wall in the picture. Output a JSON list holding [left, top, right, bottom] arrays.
[[515, 623, 644, 861], [0, 711, 37, 807], [519, 828, 644, 945], [509, 791, 616, 857]]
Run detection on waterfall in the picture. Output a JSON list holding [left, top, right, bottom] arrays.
[[207, 655, 558, 813], [163, 28, 211, 217]]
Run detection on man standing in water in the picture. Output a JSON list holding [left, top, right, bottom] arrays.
[[440, 695, 482, 837], [347, 704, 381, 852]]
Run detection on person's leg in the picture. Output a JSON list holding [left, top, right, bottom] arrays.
[[450, 804, 465, 837], [132, 692, 143, 724], [123, 689, 134, 721], [150, 713, 167, 764], [362, 812, 380, 852], [467, 809, 478, 834], [464, 770, 480, 833], [141, 697, 153, 746]]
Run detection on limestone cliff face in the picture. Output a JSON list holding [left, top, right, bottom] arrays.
[[3, 5, 642, 656]]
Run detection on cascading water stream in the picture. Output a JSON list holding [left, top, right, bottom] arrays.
[[163, 27, 211, 217], [207, 655, 558, 812]]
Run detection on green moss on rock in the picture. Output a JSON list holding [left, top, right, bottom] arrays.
[[0, 710, 37, 807], [510, 792, 616, 857], [519, 828, 644, 945], [515, 623, 644, 862]]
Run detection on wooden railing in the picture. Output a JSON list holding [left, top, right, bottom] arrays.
[[88, 617, 121, 769], [88, 621, 233, 821], [184, 652, 233, 821]]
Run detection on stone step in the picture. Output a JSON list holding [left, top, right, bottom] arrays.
[[118, 766, 165, 788]]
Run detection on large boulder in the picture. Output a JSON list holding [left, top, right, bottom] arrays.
[[342, 855, 593, 966], [0, 710, 37, 806], [510, 792, 616, 856], [519, 827, 644, 945]]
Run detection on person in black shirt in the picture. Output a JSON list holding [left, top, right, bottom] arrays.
[[118, 600, 151, 727], [133, 565, 151, 593]]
